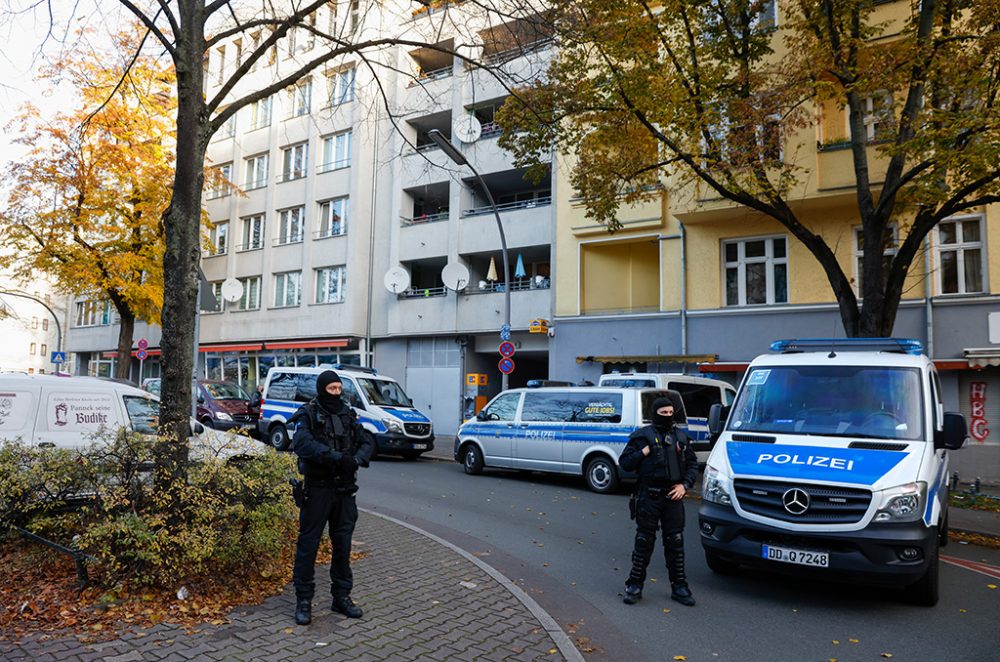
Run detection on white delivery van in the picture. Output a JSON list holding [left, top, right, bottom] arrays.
[[698, 339, 967, 606], [454, 386, 687, 494], [599, 372, 736, 461], [259, 365, 434, 459], [0, 374, 260, 460]]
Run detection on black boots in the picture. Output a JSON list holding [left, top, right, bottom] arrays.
[[623, 585, 643, 605], [671, 584, 696, 606], [294, 598, 312, 625], [666, 536, 695, 606], [332, 595, 363, 618]]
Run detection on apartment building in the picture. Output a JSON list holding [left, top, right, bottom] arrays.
[[0, 271, 67, 376]]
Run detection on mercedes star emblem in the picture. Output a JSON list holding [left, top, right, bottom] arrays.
[[782, 488, 811, 515]]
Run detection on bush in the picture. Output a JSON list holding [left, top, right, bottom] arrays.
[[0, 432, 297, 588]]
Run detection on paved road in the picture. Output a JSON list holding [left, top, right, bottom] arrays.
[[361, 457, 1000, 662]]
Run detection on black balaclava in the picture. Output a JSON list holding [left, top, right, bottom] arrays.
[[651, 396, 675, 431], [316, 370, 343, 412]]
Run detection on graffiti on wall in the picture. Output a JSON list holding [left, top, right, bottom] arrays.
[[970, 382, 990, 443]]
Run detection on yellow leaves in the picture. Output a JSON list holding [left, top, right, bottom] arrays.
[[988, 584, 997, 590], [673, 656, 687, 661], [881, 654, 894, 659]]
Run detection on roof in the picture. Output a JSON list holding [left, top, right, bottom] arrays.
[[749, 350, 929, 369]]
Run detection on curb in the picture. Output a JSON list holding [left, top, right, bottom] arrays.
[[360, 507, 585, 662]]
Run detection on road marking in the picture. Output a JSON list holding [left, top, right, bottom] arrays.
[[942, 554, 1000, 580]]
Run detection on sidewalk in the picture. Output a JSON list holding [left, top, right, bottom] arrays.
[[1, 510, 582, 662]]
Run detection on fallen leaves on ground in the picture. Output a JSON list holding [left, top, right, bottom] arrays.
[[948, 531, 1000, 550], [0, 533, 368, 641]]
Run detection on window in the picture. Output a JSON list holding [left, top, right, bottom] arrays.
[[31, 317, 38, 329], [29, 342, 36, 355], [40, 343, 47, 356], [236, 276, 261, 310], [349, 0, 360, 34], [277, 207, 305, 244], [328, 67, 355, 106], [857, 92, 894, 142], [214, 45, 226, 85], [218, 113, 236, 139], [289, 79, 312, 117], [315, 265, 346, 304], [320, 130, 352, 171], [481, 392, 521, 421], [853, 225, 898, 295], [249, 96, 272, 129], [274, 271, 303, 307], [42, 319, 48, 331], [245, 153, 269, 190], [209, 221, 229, 255], [240, 214, 265, 251], [521, 392, 624, 423], [705, 108, 781, 165], [123, 396, 160, 435], [318, 197, 348, 237], [211, 281, 224, 311], [723, 236, 788, 306], [208, 162, 232, 198], [667, 382, 722, 420], [74, 301, 112, 327], [281, 142, 309, 182], [937, 215, 984, 295]]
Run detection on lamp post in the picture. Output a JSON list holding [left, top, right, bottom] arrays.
[[427, 128, 512, 392], [0, 290, 64, 371]]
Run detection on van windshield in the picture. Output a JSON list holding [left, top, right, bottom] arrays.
[[203, 382, 250, 401], [358, 379, 412, 407], [729, 365, 924, 440], [124, 396, 159, 435]]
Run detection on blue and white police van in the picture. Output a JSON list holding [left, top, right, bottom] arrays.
[[454, 386, 687, 494], [699, 339, 967, 605], [258, 365, 434, 459]]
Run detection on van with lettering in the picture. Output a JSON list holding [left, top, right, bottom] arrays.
[[598, 373, 736, 461], [0, 374, 260, 459], [698, 338, 967, 606], [258, 365, 433, 459], [454, 386, 687, 493]]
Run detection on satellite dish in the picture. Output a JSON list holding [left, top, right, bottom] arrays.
[[453, 114, 482, 144], [383, 266, 411, 294], [441, 262, 470, 291], [221, 278, 244, 302]]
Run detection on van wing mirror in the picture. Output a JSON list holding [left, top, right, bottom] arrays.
[[708, 404, 728, 440], [935, 412, 967, 450], [476, 409, 487, 421]]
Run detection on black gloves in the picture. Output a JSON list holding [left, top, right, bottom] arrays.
[[339, 453, 358, 474]]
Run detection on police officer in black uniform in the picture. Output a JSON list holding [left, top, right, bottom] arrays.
[[618, 396, 698, 606], [291, 370, 374, 625]]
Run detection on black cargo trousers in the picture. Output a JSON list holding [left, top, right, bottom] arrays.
[[292, 481, 358, 601], [628, 485, 686, 588]]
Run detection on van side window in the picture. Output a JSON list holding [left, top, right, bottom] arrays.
[[567, 393, 623, 423], [482, 392, 520, 421], [266, 372, 298, 401], [294, 374, 318, 403], [341, 379, 363, 409], [124, 396, 159, 434], [667, 382, 721, 419], [522, 392, 574, 422]]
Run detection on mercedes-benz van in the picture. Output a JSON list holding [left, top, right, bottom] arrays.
[[258, 365, 433, 459], [698, 338, 967, 606]]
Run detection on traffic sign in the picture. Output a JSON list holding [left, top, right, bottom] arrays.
[[137, 338, 149, 350], [136, 349, 149, 361], [498, 341, 516, 358], [50, 351, 66, 364], [498, 357, 515, 375]]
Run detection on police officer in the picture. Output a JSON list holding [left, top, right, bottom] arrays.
[[291, 370, 374, 625], [618, 396, 698, 606]]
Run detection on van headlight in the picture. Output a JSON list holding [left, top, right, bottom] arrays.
[[703, 465, 733, 506], [215, 412, 233, 421], [383, 418, 404, 434], [873, 482, 926, 522]]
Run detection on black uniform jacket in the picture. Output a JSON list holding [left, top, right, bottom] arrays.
[[290, 400, 374, 485], [619, 425, 698, 490]]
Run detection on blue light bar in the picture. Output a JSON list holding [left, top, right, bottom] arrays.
[[770, 338, 925, 356]]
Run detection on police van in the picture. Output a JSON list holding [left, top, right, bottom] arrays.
[[598, 372, 736, 461], [258, 365, 434, 459], [454, 386, 687, 493], [698, 339, 967, 605]]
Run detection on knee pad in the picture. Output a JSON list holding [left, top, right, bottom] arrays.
[[665, 532, 684, 550]]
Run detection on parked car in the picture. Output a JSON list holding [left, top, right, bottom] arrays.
[[142, 378, 259, 434]]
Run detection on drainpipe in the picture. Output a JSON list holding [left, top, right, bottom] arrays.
[[659, 228, 687, 368], [924, 236, 934, 358], [364, 103, 380, 367]]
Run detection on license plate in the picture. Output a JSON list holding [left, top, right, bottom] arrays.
[[761, 544, 829, 568], [412, 444, 428, 450]]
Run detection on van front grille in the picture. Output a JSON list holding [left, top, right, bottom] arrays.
[[734, 479, 872, 524], [404, 423, 431, 437]]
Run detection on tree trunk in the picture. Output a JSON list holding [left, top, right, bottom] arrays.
[[115, 308, 135, 381]]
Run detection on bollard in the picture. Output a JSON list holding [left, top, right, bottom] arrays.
[[974, 477, 981, 495], [950, 471, 959, 492]]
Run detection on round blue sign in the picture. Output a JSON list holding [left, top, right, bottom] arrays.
[[498, 358, 515, 375]]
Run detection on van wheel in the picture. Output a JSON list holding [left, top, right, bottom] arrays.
[[905, 537, 940, 607], [462, 444, 484, 475], [585, 455, 619, 494], [705, 550, 739, 574], [269, 424, 291, 451]]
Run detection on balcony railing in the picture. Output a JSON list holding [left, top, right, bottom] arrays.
[[408, 65, 453, 87], [317, 159, 351, 173], [482, 38, 554, 66], [462, 196, 552, 218], [273, 235, 304, 246], [244, 178, 268, 191], [480, 121, 502, 139], [202, 246, 228, 258], [399, 286, 448, 298], [415, 141, 441, 153], [401, 212, 449, 226], [465, 278, 550, 294], [205, 189, 230, 200], [313, 227, 346, 239], [236, 241, 264, 252], [277, 171, 307, 183]]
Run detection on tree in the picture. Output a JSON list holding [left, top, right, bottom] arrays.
[[1, 30, 174, 380], [498, 0, 1000, 337]]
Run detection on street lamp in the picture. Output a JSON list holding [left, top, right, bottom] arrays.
[[0, 290, 64, 372], [427, 128, 512, 392]]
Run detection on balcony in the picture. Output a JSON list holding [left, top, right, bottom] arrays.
[[401, 212, 448, 226], [407, 39, 454, 88]]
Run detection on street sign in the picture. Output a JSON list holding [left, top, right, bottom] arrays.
[[499, 341, 516, 358], [50, 351, 66, 364], [137, 338, 149, 350], [136, 349, 149, 361], [498, 357, 515, 375]]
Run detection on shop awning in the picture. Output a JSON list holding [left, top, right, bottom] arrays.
[[198, 343, 264, 353], [964, 348, 1000, 368], [576, 354, 717, 365], [265, 338, 350, 350], [698, 362, 748, 373]]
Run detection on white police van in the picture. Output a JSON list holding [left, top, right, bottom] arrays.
[[598, 372, 735, 461], [258, 365, 434, 459], [698, 339, 967, 606], [454, 386, 687, 493]]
